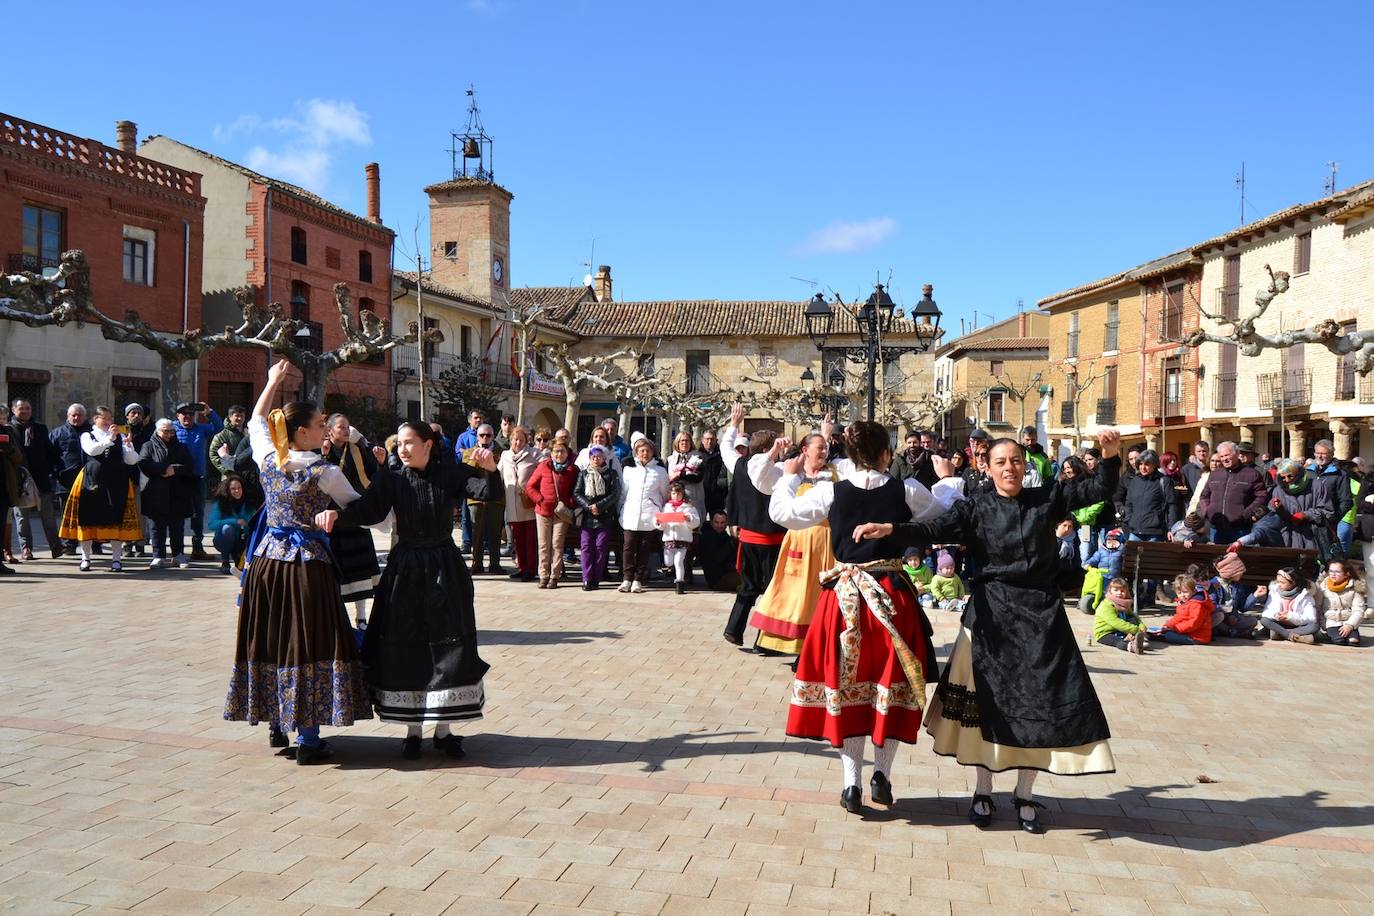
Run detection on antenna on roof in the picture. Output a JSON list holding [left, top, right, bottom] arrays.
[[1324, 160, 1340, 195]]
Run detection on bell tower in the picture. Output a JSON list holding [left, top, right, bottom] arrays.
[[426, 87, 512, 303]]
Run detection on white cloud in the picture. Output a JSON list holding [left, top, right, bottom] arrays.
[[793, 217, 898, 256], [213, 99, 371, 194]]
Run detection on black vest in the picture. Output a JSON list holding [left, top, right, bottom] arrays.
[[830, 477, 912, 564]]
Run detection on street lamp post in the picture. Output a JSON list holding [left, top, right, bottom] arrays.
[[803, 283, 943, 423]]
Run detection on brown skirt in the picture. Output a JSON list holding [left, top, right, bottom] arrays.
[[224, 556, 372, 730]]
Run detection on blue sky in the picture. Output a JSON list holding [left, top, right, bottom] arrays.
[[9, 1, 1373, 335]]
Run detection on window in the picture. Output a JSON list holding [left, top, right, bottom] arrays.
[[987, 390, 1006, 424], [1067, 313, 1079, 358], [1104, 300, 1119, 351], [325, 246, 341, 270], [122, 238, 149, 285], [21, 204, 64, 272], [1294, 231, 1312, 274], [1162, 283, 1184, 340], [359, 250, 373, 283], [290, 227, 307, 264], [443, 241, 458, 259], [685, 350, 711, 395], [989, 359, 1004, 377]]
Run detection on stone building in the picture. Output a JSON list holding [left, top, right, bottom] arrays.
[[1040, 178, 1374, 461], [139, 136, 395, 411], [0, 114, 206, 425], [933, 311, 1049, 446]]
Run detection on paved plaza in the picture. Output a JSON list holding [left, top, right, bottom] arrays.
[[1, 542, 1372, 916]]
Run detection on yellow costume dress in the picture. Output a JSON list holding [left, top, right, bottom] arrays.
[[748, 466, 837, 654]]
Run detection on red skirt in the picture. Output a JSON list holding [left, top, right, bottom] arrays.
[[786, 574, 930, 747]]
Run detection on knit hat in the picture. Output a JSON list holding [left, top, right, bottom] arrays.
[[936, 550, 955, 574]]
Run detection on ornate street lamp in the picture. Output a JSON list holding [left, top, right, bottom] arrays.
[[803, 282, 944, 423]]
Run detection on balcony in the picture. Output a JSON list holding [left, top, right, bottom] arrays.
[[392, 349, 529, 392], [1214, 284, 1241, 319], [1095, 398, 1116, 425], [1257, 369, 1312, 410], [1213, 373, 1237, 412]]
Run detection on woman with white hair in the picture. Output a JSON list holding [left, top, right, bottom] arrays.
[[58, 406, 140, 572]]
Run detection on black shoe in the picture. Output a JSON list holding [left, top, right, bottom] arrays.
[[968, 793, 996, 829], [296, 739, 334, 765], [433, 734, 465, 758], [675, 582, 685, 595], [1012, 796, 1045, 834], [723, 631, 743, 646], [840, 786, 863, 814], [401, 736, 421, 760], [268, 725, 289, 748], [870, 771, 894, 806]]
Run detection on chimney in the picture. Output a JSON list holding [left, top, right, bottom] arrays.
[[115, 120, 137, 155], [365, 162, 381, 224], [593, 264, 612, 302]]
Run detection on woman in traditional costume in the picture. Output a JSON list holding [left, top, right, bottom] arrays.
[[320, 413, 382, 626], [59, 406, 141, 572], [770, 422, 964, 813], [317, 422, 495, 760], [854, 429, 1122, 833], [746, 431, 842, 656], [223, 359, 371, 764]]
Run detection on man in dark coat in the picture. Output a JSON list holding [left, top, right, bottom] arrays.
[[9, 398, 61, 559], [139, 419, 198, 568], [50, 403, 91, 553]]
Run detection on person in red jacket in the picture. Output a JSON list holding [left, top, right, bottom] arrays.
[[1148, 573, 1213, 645], [524, 442, 579, 588]]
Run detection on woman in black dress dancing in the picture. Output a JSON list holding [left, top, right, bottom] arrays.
[[855, 429, 1121, 833], [317, 422, 496, 760]]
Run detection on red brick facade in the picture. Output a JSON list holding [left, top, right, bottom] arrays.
[[0, 113, 205, 338]]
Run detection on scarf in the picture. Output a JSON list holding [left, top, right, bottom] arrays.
[[583, 465, 607, 498], [1276, 582, 1302, 599]]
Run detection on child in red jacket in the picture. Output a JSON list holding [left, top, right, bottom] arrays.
[[1148, 573, 1213, 645]]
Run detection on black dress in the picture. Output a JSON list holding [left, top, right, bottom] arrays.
[[337, 461, 490, 724], [889, 458, 1121, 774], [323, 441, 382, 603]]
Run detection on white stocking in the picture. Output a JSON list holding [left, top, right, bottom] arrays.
[[872, 739, 898, 777], [840, 736, 866, 788]]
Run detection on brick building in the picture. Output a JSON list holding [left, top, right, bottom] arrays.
[[139, 136, 395, 411], [0, 113, 206, 424]]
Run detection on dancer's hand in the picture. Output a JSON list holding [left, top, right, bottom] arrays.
[[852, 521, 893, 542], [314, 509, 338, 533]]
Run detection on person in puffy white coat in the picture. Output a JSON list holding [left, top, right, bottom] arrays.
[[619, 434, 669, 593], [657, 480, 701, 594]]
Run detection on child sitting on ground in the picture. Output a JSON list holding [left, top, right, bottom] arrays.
[[1079, 527, 1125, 613], [1092, 577, 1146, 654], [1316, 559, 1364, 646], [1169, 511, 1211, 547], [902, 546, 933, 596], [924, 550, 967, 611], [1258, 567, 1320, 644], [1147, 572, 1213, 645], [655, 480, 701, 595]]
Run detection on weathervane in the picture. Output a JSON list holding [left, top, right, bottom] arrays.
[[448, 85, 494, 182]]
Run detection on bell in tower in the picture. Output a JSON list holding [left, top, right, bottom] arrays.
[[450, 85, 494, 182]]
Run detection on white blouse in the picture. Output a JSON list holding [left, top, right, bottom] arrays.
[[768, 465, 965, 531], [248, 416, 360, 507]]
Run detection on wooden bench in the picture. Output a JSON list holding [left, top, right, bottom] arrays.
[[1121, 540, 1321, 597]]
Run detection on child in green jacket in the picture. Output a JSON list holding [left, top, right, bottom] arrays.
[[1092, 577, 1145, 654]]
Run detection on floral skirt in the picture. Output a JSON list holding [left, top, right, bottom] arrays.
[[224, 556, 372, 731], [786, 573, 932, 747], [925, 627, 1115, 775]]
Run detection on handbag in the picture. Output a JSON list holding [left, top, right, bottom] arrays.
[[551, 468, 575, 525], [14, 466, 39, 510]]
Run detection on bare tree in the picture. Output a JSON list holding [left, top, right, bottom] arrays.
[[1053, 358, 1112, 446], [993, 370, 1045, 431], [1183, 263, 1374, 371], [1, 251, 437, 414]]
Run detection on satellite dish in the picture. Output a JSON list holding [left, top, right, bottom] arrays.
[[583, 274, 594, 287]]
